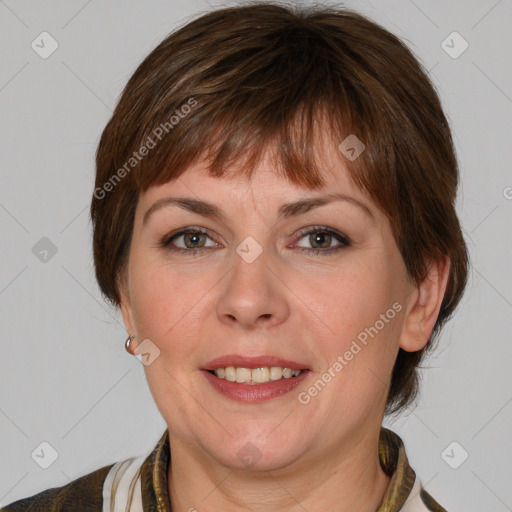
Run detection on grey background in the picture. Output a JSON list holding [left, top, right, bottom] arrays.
[[1, 0, 511, 510]]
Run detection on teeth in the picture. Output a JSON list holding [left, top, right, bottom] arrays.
[[212, 366, 303, 384]]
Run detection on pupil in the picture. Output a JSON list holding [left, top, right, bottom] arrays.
[[312, 232, 330, 248], [187, 232, 203, 248]]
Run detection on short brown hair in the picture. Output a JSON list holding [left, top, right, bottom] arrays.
[[90, 1, 469, 415]]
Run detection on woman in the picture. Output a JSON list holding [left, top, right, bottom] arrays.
[[1, 1, 468, 511]]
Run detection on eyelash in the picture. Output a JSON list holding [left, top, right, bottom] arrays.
[[159, 225, 351, 257]]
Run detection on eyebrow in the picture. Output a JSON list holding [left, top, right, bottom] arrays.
[[142, 192, 374, 226]]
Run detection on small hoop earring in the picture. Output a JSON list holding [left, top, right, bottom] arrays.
[[125, 334, 135, 354]]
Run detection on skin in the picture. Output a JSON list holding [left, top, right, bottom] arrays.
[[119, 133, 450, 511]]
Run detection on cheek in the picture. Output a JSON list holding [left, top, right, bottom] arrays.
[[313, 255, 397, 339], [305, 254, 402, 401], [128, 255, 213, 360]]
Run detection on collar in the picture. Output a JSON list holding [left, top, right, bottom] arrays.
[[138, 427, 419, 511]]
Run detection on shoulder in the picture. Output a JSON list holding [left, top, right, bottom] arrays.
[[1, 430, 170, 512], [0, 463, 115, 512]]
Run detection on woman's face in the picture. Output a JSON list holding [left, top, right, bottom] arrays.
[[120, 137, 418, 472]]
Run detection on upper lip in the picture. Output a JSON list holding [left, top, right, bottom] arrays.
[[202, 354, 310, 371]]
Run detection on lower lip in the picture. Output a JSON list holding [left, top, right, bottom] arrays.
[[201, 369, 311, 403]]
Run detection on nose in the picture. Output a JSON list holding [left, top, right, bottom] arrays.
[[215, 245, 290, 330]]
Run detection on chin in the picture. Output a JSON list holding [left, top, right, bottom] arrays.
[[208, 435, 306, 473]]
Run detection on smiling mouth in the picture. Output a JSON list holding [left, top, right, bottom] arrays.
[[207, 366, 305, 385]]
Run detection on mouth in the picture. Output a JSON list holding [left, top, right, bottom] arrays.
[[201, 354, 311, 387], [206, 366, 306, 385], [201, 367, 311, 403]]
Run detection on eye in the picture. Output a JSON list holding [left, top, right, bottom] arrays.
[[159, 225, 351, 256], [292, 226, 351, 255], [160, 227, 218, 255]]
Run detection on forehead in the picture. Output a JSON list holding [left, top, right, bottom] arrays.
[[138, 136, 362, 210]]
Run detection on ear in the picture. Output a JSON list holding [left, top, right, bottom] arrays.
[[399, 256, 451, 353], [117, 271, 136, 337]]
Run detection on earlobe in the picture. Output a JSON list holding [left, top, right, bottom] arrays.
[[399, 257, 451, 353]]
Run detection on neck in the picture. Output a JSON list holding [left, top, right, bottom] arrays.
[[167, 426, 391, 512]]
